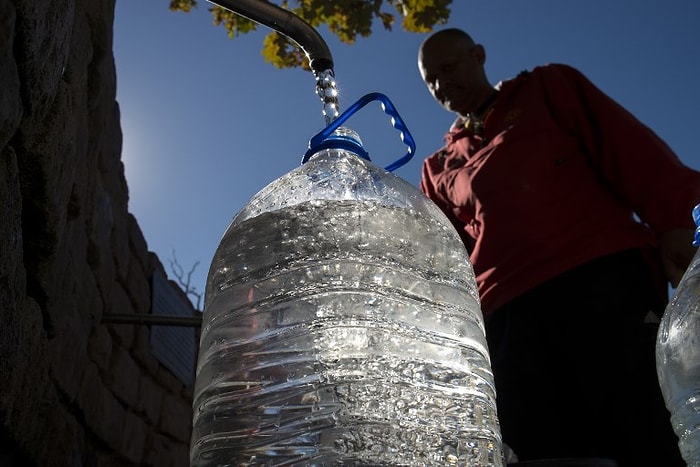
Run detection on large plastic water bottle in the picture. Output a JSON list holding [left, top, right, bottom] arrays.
[[190, 94, 503, 466], [656, 204, 700, 466]]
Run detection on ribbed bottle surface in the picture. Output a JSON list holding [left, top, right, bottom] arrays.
[[657, 246, 700, 467], [190, 149, 503, 466]]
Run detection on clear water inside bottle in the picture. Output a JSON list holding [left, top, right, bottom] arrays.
[[657, 251, 700, 466], [190, 150, 503, 466], [192, 200, 502, 465]]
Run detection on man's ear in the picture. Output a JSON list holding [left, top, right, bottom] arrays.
[[473, 44, 486, 65]]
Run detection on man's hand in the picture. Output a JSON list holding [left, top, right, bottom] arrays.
[[659, 228, 698, 287]]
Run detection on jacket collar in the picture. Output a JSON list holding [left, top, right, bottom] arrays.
[[442, 78, 514, 144]]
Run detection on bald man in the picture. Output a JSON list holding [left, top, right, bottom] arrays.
[[417, 28, 698, 466]]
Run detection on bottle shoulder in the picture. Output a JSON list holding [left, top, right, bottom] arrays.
[[230, 151, 448, 229]]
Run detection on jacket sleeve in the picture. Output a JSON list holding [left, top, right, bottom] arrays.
[[420, 153, 476, 253], [540, 64, 700, 234]]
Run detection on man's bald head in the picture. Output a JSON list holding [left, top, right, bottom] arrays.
[[418, 28, 493, 117], [419, 28, 476, 62]]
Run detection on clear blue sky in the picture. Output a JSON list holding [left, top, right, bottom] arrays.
[[114, 1, 700, 308]]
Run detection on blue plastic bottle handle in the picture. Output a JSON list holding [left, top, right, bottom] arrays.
[[302, 92, 416, 172], [692, 203, 700, 247]]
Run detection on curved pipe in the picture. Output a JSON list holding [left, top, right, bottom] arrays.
[[207, 0, 334, 74]]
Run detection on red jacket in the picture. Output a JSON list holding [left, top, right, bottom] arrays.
[[420, 64, 700, 315]]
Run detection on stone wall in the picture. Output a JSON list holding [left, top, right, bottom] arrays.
[[0, 0, 195, 465]]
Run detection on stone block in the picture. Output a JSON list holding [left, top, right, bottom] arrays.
[[0, 2, 22, 150], [127, 214, 150, 272], [0, 147, 23, 285], [78, 363, 125, 450], [132, 326, 159, 374], [88, 324, 113, 372], [16, 80, 78, 314], [112, 216, 130, 283], [0, 147, 29, 414], [48, 324, 89, 403], [158, 393, 192, 444], [87, 184, 115, 273], [155, 364, 186, 395], [108, 346, 140, 406], [77, 362, 104, 426], [35, 402, 84, 467], [63, 250, 104, 325], [6, 361, 56, 465], [99, 103, 127, 196], [3, 298, 52, 450], [46, 290, 92, 402], [12, 0, 73, 121], [169, 441, 190, 467], [143, 432, 174, 467], [143, 432, 189, 467], [100, 389, 127, 451], [137, 375, 164, 426], [125, 251, 150, 314], [106, 281, 135, 347], [120, 410, 147, 464]]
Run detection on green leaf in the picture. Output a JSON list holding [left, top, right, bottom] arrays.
[[169, 0, 197, 13]]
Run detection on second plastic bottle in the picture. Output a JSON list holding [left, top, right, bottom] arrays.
[[656, 204, 700, 466], [190, 128, 503, 466]]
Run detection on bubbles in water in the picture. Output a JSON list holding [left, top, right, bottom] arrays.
[[315, 68, 340, 123], [192, 200, 503, 466]]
